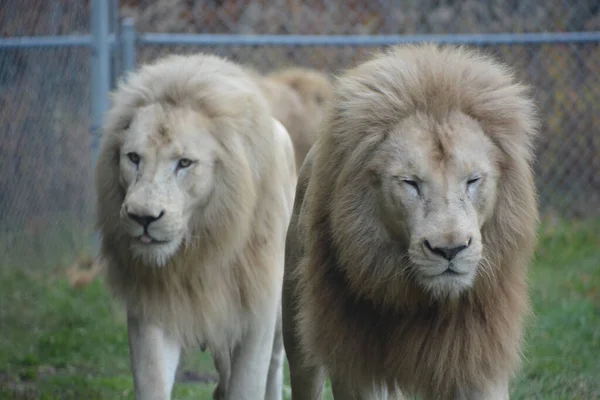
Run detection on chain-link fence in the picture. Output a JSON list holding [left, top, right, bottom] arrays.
[[125, 0, 600, 220], [1, 1, 94, 271], [1, 1, 599, 270]]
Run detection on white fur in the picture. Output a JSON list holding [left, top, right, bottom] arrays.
[[95, 53, 297, 400]]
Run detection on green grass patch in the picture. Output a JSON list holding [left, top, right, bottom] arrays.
[[0, 219, 598, 399]]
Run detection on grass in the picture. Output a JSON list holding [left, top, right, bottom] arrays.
[[0, 218, 598, 399]]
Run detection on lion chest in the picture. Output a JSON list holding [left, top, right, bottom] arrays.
[[299, 271, 523, 396], [112, 262, 252, 347]]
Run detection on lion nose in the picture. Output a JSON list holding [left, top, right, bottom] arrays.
[[128, 210, 165, 228], [424, 238, 471, 261]]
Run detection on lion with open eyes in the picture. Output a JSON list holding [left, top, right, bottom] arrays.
[[95, 53, 296, 400], [283, 44, 539, 399]]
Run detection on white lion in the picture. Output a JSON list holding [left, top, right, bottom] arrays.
[[95, 52, 297, 400], [283, 44, 539, 399]]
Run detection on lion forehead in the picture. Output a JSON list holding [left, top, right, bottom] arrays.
[[123, 103, 220, 162], [372, 111, 495, 179]]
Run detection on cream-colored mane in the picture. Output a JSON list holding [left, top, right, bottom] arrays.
[[283, 43, 539, 399], [95, 52, 296, 400]]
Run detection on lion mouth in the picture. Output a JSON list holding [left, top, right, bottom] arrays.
[[136, 233, 170, 245], [441, 268, 462, 276], [420, 267, 468, 280]]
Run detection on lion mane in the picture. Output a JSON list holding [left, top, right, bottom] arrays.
[[283, 43, 539, 399], [254, 67, 333, 170], [95, 52, 296, 398]]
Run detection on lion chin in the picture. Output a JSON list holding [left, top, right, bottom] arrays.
[[416, 264, 477, 299], [129, 237, 182, 267], [95, 52, 297, 400], [283, 43, 539, 400]]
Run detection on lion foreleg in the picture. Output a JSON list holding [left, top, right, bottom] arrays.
[[127, 314, 181, 400], [211, 349, 231, 400], [224, 302, 279, 400], [265, 303, 284, 400], [282, 293, 326, 399], [210, 307, 282, 400]]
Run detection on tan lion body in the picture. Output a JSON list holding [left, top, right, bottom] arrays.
[[96, 53, 296, 400], [255, 67, 333, 170], [283, 44, 539, 399]]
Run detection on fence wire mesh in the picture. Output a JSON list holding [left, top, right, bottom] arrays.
[[0, 1, 599, 270], [1, 1, 94, 271]]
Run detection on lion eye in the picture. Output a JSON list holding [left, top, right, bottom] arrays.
[[177, 158, 193, 170], [467, 177, 480, 186], [402, 179, 420, 195], [127, 152, 140, 165]]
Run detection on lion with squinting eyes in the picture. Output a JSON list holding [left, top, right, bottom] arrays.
[[283, 44, 539, 399], [95, 53, 296, 400]]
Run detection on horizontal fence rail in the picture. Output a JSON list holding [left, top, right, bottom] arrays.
[[0, 35, 101, 48], [136, 31, 600, 46], [3, 31, 600, 49]]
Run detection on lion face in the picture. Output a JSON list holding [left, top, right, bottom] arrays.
[[292, 75, 332, 111], [288, 72, 333, 124], [269, 68, 333, 127], [376, 112, 500, 298], [118, 103, 219, 266]]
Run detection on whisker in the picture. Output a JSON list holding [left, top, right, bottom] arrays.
[[374, 253, 412, 284], [478, 247, 498, 284]]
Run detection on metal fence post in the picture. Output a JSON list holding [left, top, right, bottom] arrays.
[[91, 0, 111, 163], [121, 18, 137, 76], [91, 0, 111, 253], [110, 0, 121, 89]]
